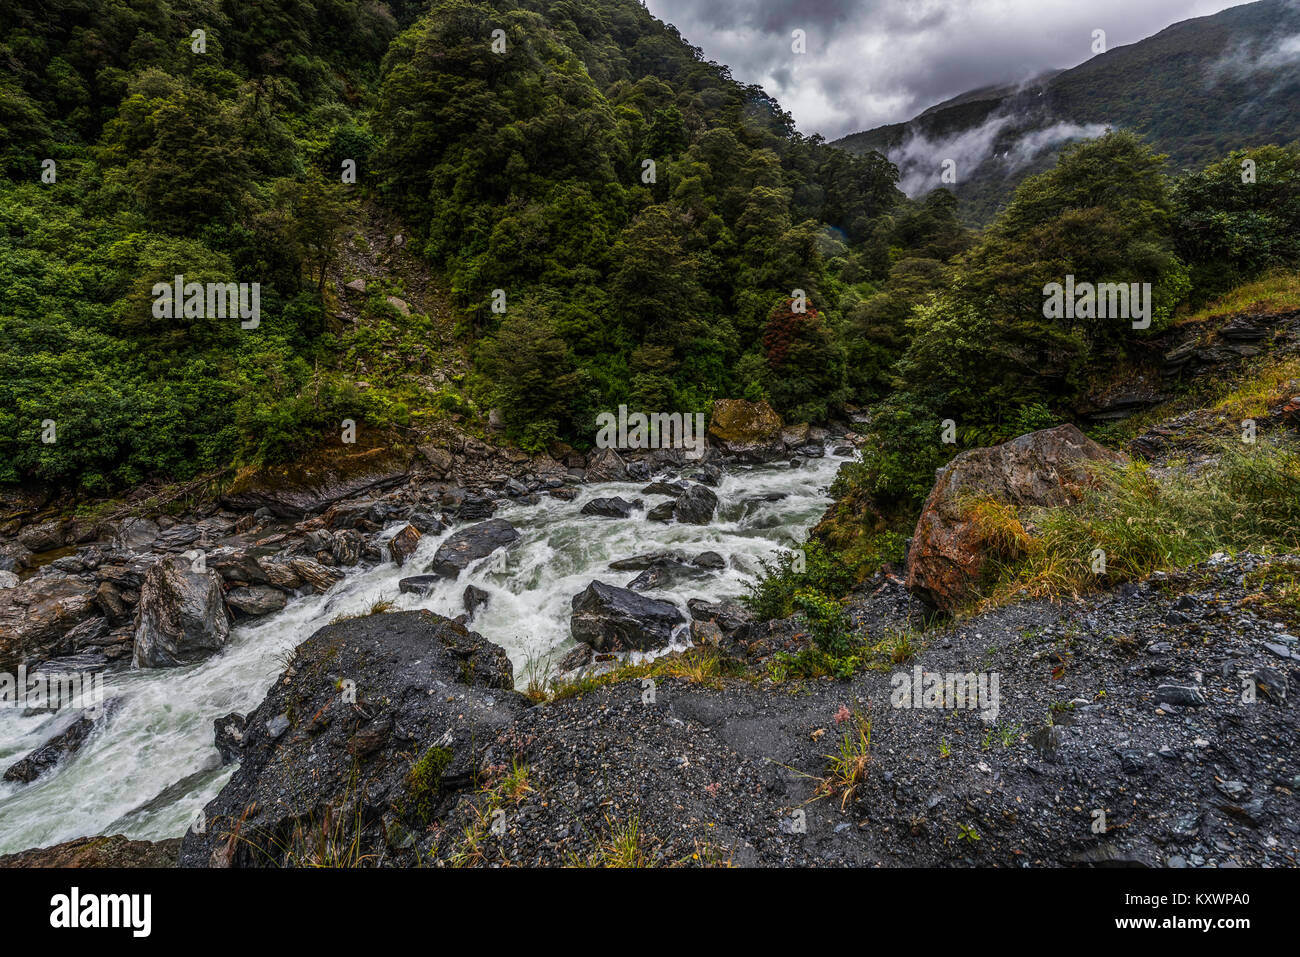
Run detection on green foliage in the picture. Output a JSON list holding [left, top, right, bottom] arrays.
[[401, 745, 454, 828], [1173, 144, 1300, 302], [371, 0, 919, 443], [792, 589, 855, 659], [743, 540, 856, 622], [975, 443, 1300, 608]]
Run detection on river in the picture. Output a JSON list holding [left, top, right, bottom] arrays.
[[0, 449, 850, 853]]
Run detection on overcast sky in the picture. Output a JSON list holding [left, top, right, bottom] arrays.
[[642, 0, 1256, 139]]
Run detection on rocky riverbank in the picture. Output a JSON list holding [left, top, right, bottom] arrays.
[[165, 548, 1297, 868], [5, 381, 1298, 867], [0, 401, 862, 839]]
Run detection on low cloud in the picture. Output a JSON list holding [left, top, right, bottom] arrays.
[[645, 0, 1252, 138], [887, 112, 1110, 198]]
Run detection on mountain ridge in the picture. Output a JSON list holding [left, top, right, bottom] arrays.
[[833, 0, 1300, 222]]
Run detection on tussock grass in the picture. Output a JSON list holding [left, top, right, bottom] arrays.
[[1178, 270, 1300, 324], [817, 710, 872, 811], [566, 815, 651, 868], [1211, 355, 1300, 421], [968, 443, 1300, 610], [538, 647, 743, 703]]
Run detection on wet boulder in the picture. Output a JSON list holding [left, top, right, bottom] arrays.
[[178, 611, 525, 867], [132, 556, 231, 668], [225, 586, 287, 619], [906, 425, 1126, 611], [463, 585, 490, 619], [585, 448, 629, 482], [570, 581, 686, 652], [580, 496, 637, 518], [398, 575, 442, 596], [428, 519, 519, 579], [388, 523, 422, 566], [673, 484, 718, 525]]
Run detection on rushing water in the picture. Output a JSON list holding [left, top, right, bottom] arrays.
[[0, 450, 851, 853]]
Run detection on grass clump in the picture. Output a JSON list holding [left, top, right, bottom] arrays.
[[817, 709, 872, 811], [969, 444, 1300, 609], [1243, 559, 1300, 629]]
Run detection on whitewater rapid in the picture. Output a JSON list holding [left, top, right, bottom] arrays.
[[0, 451, 850, 853]]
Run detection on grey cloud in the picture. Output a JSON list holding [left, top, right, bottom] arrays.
[[645, 0, 1253, 138]]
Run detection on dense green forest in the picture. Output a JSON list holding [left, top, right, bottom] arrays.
[[2, 0, 1299, 504]]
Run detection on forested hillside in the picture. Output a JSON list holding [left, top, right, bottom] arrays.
[[0, 0, 977, 494], [3, 0, 1300, 510]]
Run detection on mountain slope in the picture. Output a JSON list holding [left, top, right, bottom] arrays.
[[834, 0, 1300, 222]]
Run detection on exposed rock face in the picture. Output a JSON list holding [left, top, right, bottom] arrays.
[[708, 399, 784, 462], [0, 835, 181, 868], [672, 484, 718, 525], [213, 713, 247, 765], [178, 611, 524, 868], [570, 581, 685, 651], [428, 519, 519, 579], [219, 445, 411, 518], [0, 574, 100, 671], [585, 448, 629, 482], [906, 425, 1127, 611], [132, 556, 231, 668]]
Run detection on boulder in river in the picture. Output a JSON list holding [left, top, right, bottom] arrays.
[[672, 484, 718, 524], [707, 399, 785, 463], [646, 501, 675, 523], [626, 566, 672, 591], [609, 551, 687, 571], [585, 448, 629, 482], [388, 523, 422, 566], [570, 580, 686, 652], [132, 556, 231, 668], [398, 575, 442, 596], [428, 518, 520, 579], [463, 585, 490, 619], [580, 496, 637, 518], [3, 701, 121, 784], [906, 424, 1127, 611], [178, 610, 525, 867], [225, 585, 288, 618], [641, 481, 689, 497]]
